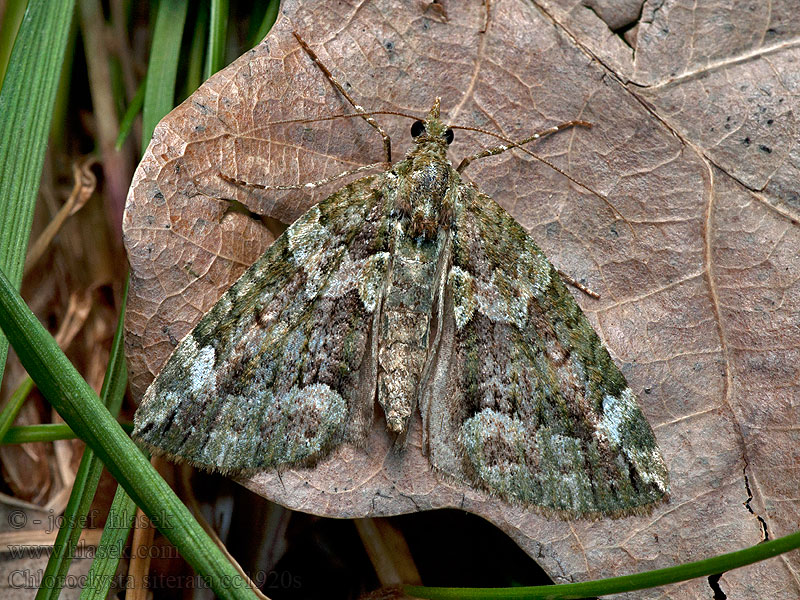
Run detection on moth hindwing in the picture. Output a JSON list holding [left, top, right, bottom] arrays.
[[133, 99, 668, 518]]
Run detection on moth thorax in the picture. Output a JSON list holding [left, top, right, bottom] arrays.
[[407, 158, 452, 238]]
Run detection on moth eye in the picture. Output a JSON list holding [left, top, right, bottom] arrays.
[[411, 120, 425, 138], [444, 128, 454, 145]]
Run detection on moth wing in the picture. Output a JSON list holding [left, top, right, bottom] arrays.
[[423, 188, 668, 516], [134, 176, 391, 472]]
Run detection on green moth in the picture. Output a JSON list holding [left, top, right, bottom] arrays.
[[133, 93, 668, 518]]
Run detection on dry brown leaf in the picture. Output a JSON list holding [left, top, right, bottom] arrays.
[[123, 0, 800, 597]]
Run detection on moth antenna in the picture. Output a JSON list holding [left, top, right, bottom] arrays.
[[293, 32, 393, 161], [480, 0, 492, 33], [452, 122, 636, 239], [557, 269, 601, 299], [257, 110, 421, 128]]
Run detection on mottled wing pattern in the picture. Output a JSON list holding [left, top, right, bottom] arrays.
[[423, 186, 668, 516], [134, 175, 393, 472]]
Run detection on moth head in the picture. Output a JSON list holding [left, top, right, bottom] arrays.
[[411, 97, 454, 146]]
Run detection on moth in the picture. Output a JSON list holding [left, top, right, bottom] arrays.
[[133, 37, 668, 518]]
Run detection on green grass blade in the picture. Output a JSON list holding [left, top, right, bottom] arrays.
[[0, 376, 35, 441], [182, 3, 208, 100], [142, 0, 188, 153], [1, 422, 133, 444], [404, 526, 800, 599], [48, 11, 78, 149], [0, 0, 77, 385], [116, 79, 146, 150], [204, 0, 228, 78], [35, 281, 129, 599], [36, 435, 116, 598], [80, 483, 138, 599], [0, 0, 29, 87], [250, 0, 279, 46], [0, 266, 258, 599]]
